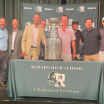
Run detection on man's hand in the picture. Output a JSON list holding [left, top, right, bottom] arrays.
[[21, 52, 27, 57], [72, 40, 76, 59], [72, 53, 76, 59]]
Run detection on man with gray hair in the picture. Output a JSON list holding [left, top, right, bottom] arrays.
[[8, 19, 23, 59]]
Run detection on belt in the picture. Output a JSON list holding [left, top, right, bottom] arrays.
[[31, 46, 37, 48], [11, 50, 14, 52], [0, 50, 7, 53]]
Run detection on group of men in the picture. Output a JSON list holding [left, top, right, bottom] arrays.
[[58, 15, 103, 62], [0, 13, 104, 87]]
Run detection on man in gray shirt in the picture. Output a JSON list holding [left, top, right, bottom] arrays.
[[8, 19, 23, 59], [99, 17, 104, 61], [82, 18, 101, 61]]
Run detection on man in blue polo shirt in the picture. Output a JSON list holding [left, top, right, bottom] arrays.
[[0, 18, 8, 87]]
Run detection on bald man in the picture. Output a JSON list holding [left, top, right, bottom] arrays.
[[21, 14, 46, 60], [0, 18, 8, 87], [8, 19, 23, 59]]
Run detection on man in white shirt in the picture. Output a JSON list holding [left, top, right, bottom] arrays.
[[8, 19, 23, 59]]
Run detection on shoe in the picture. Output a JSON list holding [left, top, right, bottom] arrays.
[[0, 83, 7, 87]]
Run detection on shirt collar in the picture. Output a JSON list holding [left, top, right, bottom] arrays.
[[86, 27, 94, 32], [0, 28, 6, 31], [12, 29, 18, 32], [60, 26, 69, 32]]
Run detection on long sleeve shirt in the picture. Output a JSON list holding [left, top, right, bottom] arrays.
[[0, 28, 8, 51]]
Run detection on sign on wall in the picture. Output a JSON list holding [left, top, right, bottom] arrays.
[[22, 3, 98, 31]]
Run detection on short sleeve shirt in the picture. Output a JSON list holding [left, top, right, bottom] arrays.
[[58, 27, 76, 57]]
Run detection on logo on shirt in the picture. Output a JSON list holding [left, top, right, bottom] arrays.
[[48, 72, 65, 87]]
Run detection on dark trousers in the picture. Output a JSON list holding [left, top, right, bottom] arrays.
[[39, 44, 45, 60], [0, 51, 8, 83]]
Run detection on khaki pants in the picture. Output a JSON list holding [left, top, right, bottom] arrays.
[[84, 53, 99, 61], [99, 51, 104, 61], [25, 48, 39, 60]]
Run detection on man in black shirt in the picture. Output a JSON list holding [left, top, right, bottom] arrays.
[[82, 18, 101, 61], [72, 20, 83, 60]]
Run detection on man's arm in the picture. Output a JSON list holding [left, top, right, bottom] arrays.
[[98, 30, 101, 40], [21, 27, 27, 56], [41, 29, 46, 47], [72, 40, 76, 58]]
